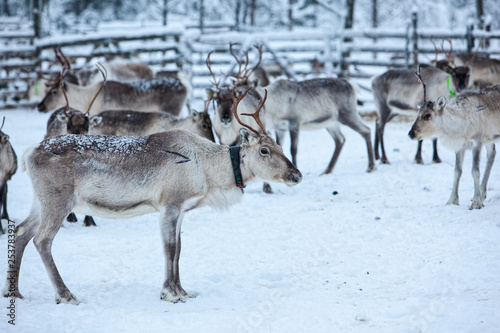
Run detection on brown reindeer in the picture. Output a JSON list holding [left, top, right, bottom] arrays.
[[0, 118, 17, 234], [2, 83, 301, 304], [37, 49, 188, 116]]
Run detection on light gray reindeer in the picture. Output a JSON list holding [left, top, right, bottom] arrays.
[[76, 62, 154, 86], [0, 119, 17, 234], [256, 78, 375, 174], [37, 50, 188, 116], [89, 108, 214, 141], [372, 64, 470, 164], [2, 85, 302, 304], [409, 76, 500, 209]]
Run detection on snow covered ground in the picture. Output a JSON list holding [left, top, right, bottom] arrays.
[[1, 108, 499, 333]]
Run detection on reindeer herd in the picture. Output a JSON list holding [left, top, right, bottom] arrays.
[[1, 39, 500, 304]]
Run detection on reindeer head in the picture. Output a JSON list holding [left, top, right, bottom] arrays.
[[188, 99, 215, 142], [0, 118, 10, 146], [231, 85, 302, 186], [409, 70, 446, 141], [431, 38, 474, 92], [206, 45, 265, 145], [37, 48, 73, 112]]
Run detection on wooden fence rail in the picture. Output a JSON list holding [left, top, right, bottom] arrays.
[[1, 16, 500, 110]]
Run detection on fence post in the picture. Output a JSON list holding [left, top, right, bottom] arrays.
[[405, 23, 410, 69], [162, 0, 168, 26], [33, 0, 42, 38], [199, 0, 205, 34], [411, 10, 418, 68], [466, 24, 474, 54]]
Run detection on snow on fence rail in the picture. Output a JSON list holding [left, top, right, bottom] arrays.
[[1, 20, 500, 110]]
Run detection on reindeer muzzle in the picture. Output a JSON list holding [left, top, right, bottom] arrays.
[[37, 102, 46, 112], [221, 117, 232, 127], [286, 170, 303, 186]]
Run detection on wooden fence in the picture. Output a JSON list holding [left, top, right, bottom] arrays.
[[1, 15, 500, 110]]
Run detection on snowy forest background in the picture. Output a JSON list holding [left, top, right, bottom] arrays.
[[0, 0, 497, 36]]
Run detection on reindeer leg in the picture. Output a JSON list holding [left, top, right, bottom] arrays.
[[481, 143, 496, 201], [446, 147, 465, 206], [1, 183, 9, 220], [34, 205, 79, 304], [2, 201, 41, 300], [414, 140, 424, 164], [432, 138, 441, 163], [340, 113, 376, 172], [374, 118, 380, 160], [470, 142, 484, 209], [159, 205, 194, 303], [377, 120, 390, 164], [83, 215, 97, 227], [322, 123, 345, 175], [66, 212, 78, 222], [289, 121, 300, 168]]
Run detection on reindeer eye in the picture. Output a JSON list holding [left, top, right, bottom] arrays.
[[201, 123, 208, 130], [260, 147, 270, 156], [423, 113, 432, 121], [52, 89, 58, 95]]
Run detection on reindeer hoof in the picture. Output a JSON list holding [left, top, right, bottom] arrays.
[[66, 213, 78, 223], [3, 289, 24, 300], [433, 157, 442, 164], [263, 183, 273, 194], [55, 291, 80, 305], [414, 158, 424, 165], [380, 158, 390, 164], [446, 197, 459, 206], [160, 286, 196, 303], [366, 164, 377, 173], [470, 199, 484, 210]]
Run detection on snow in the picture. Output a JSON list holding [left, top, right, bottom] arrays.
[[1, 108, 500, 333]]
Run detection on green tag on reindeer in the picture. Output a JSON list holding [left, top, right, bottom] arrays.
[[447, 77, 456, 97]]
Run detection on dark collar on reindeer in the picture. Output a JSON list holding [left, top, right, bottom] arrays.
[[229, 146, 245, 189]]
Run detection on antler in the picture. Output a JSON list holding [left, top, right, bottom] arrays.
[[464, 39, 481, 67], [441, 38, 456, 67], [231, 85, 268, 136], [202, 97, 210, 115], [245, 44, 264, 79], [206, 51, 222, 91], [414, 65, 427, 102], [0, 117, 5, 131], [230, 43, 264, 85], [86, 63, 107, 115], [229, 43, 250, 82], [429, 37, 439, 64]]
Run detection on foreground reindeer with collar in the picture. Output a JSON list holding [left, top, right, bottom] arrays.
[[2, 85, 302, 304], [408, 72, 500, 209]]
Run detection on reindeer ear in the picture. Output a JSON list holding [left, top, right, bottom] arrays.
[[239, 128, 258, 146], [1, 135, 9, 144], [56, 114, 69, 123], [190, 110, 200, 120], [437, 96, 446, 109], [90, 116, 103, 126]]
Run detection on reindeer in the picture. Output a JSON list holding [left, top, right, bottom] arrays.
[[430, 38, 499, 90], [75, 62, 154, 86], [37, 50, 188, 116], [2, 84, 302, 304], [41, 58, 108, 227], [408, 74, 500, 209], [254, 78, 375, 174], [372, 61, 471, 164], [89, 108, 214, 141], [0, 119, 17, 234], [206, 44, 267, 147]]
